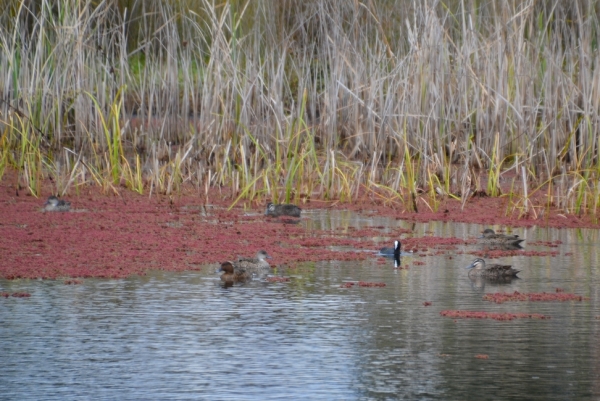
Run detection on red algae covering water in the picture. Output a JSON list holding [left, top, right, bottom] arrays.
[[483, 291, 588, 303], [440, 310, 551, 321], [1, 167, 598, 280]]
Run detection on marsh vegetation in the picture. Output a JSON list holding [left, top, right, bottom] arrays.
[[1, 0, 600, 217]]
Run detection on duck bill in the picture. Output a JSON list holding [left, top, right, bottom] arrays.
[[465, 262, 476, 270]]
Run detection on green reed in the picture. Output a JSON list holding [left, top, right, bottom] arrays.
[[0, 1, 599, 218]]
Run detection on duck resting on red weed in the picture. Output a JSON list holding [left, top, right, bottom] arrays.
[[478, 229, 524, 246], [265, 202, 302, 218], [43, 196, 71, 212]]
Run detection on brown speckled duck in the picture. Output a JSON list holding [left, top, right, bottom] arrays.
[[235, 250, 272, 275], [465, 258, 520, 278], [478, 229, 524, 246]]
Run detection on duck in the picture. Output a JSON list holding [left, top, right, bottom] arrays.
[[43, 196, 71, 212], [218, 261, 250, 282], [465, 258, 520, 278], [235, 250, 272, 275], [478, 229, 524, 246], [265, 202, 302, 218], [379, 240, 401, 258]]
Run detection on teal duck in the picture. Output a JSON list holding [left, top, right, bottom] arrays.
[[478, 229, 524, 246], [379, 240, 401, 258], [218, 261, 250, 282], [265, 202, 302, 218], [465, 258, 520, 278], [235, 250, 272, 275], [43, 196, 71, 212]]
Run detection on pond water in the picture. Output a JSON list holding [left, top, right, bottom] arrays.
[[1, 210, 599, 400]]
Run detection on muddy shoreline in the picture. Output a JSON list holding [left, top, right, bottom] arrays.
[[1, 170, 597, 280]]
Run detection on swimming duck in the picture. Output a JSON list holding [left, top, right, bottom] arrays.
[[235, 250, 272, 275], [218, 261, 250, 282], [43, 196, 71, 212], [379, 240, 401, 258], [265, 202, 302, 218], [465, 258, 520, 278], [478, 229, 524, 246]]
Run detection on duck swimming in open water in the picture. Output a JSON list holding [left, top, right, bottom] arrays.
[[235, 250, 272, 275], [478, 229, 524, 246], [379, 240, 401, 258], [43, 196, 71, 212], [218, 261, 250, 282], [465, 258, 520, 278], [265, 202, 302, 218]]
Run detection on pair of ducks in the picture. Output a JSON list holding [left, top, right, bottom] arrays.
[[467, 229, 523, 278], [218, 250, 272, 283], [378, 230, 522, 279], [219, 202, 299, 283]]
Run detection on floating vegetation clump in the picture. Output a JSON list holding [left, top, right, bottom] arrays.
[[469, 250, 560, 258], [358, 281, 386, 287], [341, 281, 386, 288], [440, 310, 551, 321], [265, 277, 290, 283], [1, 292, 31, 298], [483, 291, 588, 304]]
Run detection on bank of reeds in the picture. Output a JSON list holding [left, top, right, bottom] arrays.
[[1, 0, 600, 217]]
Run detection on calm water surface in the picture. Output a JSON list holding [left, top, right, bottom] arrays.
[[1, 210, 600, 400]]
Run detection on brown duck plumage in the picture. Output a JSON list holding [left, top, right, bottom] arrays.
[[466, 258, 520, 278]]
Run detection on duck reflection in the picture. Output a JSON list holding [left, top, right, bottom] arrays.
[[469, 274, 520, 291], [478, 242, 524, 251]]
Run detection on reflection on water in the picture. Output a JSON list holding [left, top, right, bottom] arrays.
[[1, 211, 600, 400]]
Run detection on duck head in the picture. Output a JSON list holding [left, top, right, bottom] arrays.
[[44, 196, 60, 207], [218, 261, 235, 274], [480, 229, 496, 238], [256, 250, 272, 261], [265, 203, 275, 215], [466, 258, 486, 270]]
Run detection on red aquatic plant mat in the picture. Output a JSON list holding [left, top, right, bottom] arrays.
[[440, 310, 551, 321], [1, 292, 31, 298], [340, 281, 386, 288], [265, 276, 290, 283], [483, 291, 589, 304], [467, 249, 560, 258], [1, 167, 597, 280]]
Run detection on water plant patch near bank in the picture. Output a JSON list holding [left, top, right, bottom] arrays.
[[483, 291, 589, 304], [440, 310, 551, 321]]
